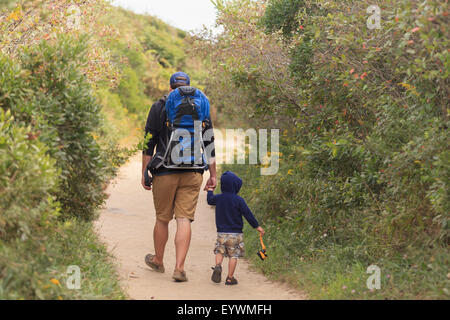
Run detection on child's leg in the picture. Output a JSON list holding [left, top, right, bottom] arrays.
[[227, 257, 238, 278], [215, 253, 224, 266], [211, 253, 223, 283]]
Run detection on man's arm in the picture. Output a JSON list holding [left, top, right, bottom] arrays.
[[202, 95, 217, 191], [204, 158, 217, 191], [141, 101, 161, 190], [141, 154, 152, 190]]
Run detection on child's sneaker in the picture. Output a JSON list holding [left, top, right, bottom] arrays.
[[211, 265, 222, 283]]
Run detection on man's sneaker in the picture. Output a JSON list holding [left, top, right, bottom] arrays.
[[211, 265, 222, 283], [145, 254, 165, 273], [173, 269, 188, 282]]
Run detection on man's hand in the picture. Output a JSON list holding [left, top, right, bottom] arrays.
[[256, 226, 265, 235], [204, 176, 217, 191], [141, 175, 152, 191], [204, 159, 217, 191], [142, 154, 152, 191]]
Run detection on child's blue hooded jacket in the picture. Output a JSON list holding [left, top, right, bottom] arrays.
[[207, 171, 259, 233]]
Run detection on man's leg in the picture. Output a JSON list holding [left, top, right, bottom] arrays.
[[173, 172, 203, 273], [150, 174, 178, 269], [153, 219, 169, 265], [174, 217, 191, 272]]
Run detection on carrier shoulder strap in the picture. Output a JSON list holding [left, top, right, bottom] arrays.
[[158, 95, 169, 149], [159, 95, 168, 124]]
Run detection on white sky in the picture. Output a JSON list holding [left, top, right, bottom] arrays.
[[109, 0, 218, 33]]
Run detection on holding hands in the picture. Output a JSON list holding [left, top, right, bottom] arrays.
[[204, 176, 217, 192]]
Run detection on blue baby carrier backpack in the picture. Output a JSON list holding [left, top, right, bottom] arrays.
[[162, 86, 210, 169]]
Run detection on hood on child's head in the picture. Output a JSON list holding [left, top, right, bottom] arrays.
[[220, 171, 242, 194]]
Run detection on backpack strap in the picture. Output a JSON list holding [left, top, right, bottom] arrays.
[[158, 95, 169, 149], [159, 95, 168, 126]]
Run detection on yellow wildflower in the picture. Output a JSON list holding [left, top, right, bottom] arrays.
[[8, 11, 21, 21]]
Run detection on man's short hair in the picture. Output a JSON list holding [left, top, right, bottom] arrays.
[[171, 82, 188, 90]]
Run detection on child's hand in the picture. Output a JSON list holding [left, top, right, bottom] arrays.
[[256, 226, 265, 235], [206, 187, 214, 192]]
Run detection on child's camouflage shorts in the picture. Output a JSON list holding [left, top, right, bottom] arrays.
[[214, 233, 245, 258]]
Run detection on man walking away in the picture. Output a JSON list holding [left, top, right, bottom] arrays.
[[141, 72, 217, 282]]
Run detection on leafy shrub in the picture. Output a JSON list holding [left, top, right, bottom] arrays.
[[102, 5, 193, 110], [116, 67, 150, 115], [1, 36, 120, 221], [200, 0, 449, 298], [0, 219, 126, 299], [0, 2, 182, 300], [0, 109, 59, 241]]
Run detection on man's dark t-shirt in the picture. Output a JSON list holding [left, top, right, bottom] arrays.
[[143, 95, 216, 176]]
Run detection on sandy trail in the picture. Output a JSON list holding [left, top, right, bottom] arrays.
[[95, 153, 305, 300]]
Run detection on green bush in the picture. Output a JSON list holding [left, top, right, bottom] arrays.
[[0, 36, 128, 299], [0, 109, 59, 241], [0, 3, 196, 299], [0, 37, 131, 299], [0, 36, 125, 221], [116, 67, 150, 115], [0, 219, 126, 300], [203, 0, 449, 299], [101, 5, 194, 114], [19, 36, 110, 221]]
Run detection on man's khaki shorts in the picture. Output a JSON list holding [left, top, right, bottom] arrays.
[[152, 172, 203, 222]]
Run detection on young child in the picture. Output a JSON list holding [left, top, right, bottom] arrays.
[[206, 171, 265, 285]]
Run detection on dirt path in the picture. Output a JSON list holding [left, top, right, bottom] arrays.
[[95, 154, 306, 300]]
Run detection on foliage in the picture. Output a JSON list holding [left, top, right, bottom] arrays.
[[0, 0, 205, 299], [0, 36, 124, 220], [0, 0, 118, 85], [0, 61, 126, 298], [260, 0, 311, 38], [199, 0, 449, 299], [0, 219, 126, 299], [0, 108, 59, 241], [98, 6, 205, 121]]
